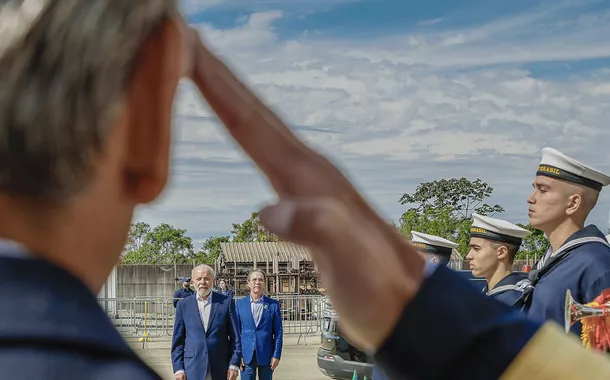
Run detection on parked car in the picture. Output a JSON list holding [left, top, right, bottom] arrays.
[[317, 296, 374, 379], [316, 270, 490, 379]]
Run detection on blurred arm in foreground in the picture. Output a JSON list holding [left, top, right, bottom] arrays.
[[186, 28, 610, 380]]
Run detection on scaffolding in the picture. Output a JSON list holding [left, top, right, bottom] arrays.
[[215, 242, 320, 297]]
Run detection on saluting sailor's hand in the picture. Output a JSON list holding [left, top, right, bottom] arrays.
[[185, 26, 427, 353]]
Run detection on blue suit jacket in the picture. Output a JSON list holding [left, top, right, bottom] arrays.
[[235, 295, 283, 366], [0, 256, 161, 379], [171, 291, 241, 380]]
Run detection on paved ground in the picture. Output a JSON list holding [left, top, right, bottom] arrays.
[[128, 335, 329, 380]]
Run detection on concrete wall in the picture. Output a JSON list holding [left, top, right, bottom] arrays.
[[115, 264, 195, 299]]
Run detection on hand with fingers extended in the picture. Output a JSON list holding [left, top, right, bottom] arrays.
[[182, 27, 426, 353]]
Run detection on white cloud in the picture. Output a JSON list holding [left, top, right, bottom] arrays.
[[199, 10, 284, 49], [136, 4, 610, 245], [180, 0, 360, 14]]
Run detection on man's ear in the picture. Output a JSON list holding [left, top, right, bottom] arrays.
[[122, 18, 186, 204], [565, 194, 582, 216], [497, 245, 508, 260]]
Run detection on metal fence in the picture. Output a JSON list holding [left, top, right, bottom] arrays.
[[98, 294, 326, 344]]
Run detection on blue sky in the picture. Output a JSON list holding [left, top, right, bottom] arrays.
[[135, 0, 610, 245]]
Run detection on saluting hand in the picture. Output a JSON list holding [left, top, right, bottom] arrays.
[[184, 25, 427, 353]]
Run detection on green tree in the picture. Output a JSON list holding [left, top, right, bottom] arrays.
[[121, 222, 194, 264], [398, 178, 505, 256], [190, 236, 231, 264], [124, 222, 151, 253], [120, 211, 281, 265], [515, 224, 549, 261], [231, 212, 278, 242]]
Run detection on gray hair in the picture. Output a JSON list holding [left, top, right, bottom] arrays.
[[247, 269, 266, 281], [0, 0, 178, 201], [192, 264, 216, 278]]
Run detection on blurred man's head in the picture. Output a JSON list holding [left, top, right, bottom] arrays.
[[0, 1, 188, 292], [527, 148, 610, 234]]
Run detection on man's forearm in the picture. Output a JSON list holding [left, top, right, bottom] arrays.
[[374, 265, 538, 380]]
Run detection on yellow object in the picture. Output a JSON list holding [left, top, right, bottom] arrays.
[[580, 301, 602, 349], [138, 301, 153, 348], [501, 322, 610, 380]]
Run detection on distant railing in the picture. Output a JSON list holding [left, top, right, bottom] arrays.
[[97, 294, 324, 344]]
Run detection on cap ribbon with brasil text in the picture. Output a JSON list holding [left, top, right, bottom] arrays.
[[410, 231, 459, 259], [536, 147, 610, 192], [470, 213, 530, 246]]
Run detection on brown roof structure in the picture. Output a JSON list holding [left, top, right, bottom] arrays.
[[219, 242, 313, 262]]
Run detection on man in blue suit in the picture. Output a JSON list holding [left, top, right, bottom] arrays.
[[171, 265, 241, 380], [235, 270, 283, 380]]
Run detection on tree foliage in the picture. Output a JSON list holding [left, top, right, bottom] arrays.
[[398, 178, 505, 256], [397, 177, 550, 261], [230, 212, 278, 242], [122, 177, 552, 265], [121, 212, 278, 265], [121, 223, 195, 265], [515, 224, 549, 261], [399, 178, 505, 218]]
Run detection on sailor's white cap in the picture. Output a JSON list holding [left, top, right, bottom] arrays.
[[537, 147, 610, 191], [410, 231, 459, 257], [470, 213, 530, 245]]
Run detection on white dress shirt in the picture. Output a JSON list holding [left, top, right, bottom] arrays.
[[250, 294, 265, 327], [197, 292, 212, 332]]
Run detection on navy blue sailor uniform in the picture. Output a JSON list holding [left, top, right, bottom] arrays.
[[482, 272, 528, 306], [525, 225, 610, 334], [515, 147, 610, 338], [373, 262, 610, 380], [372, 232, 459, 380], [469, 213, 531, 307]]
